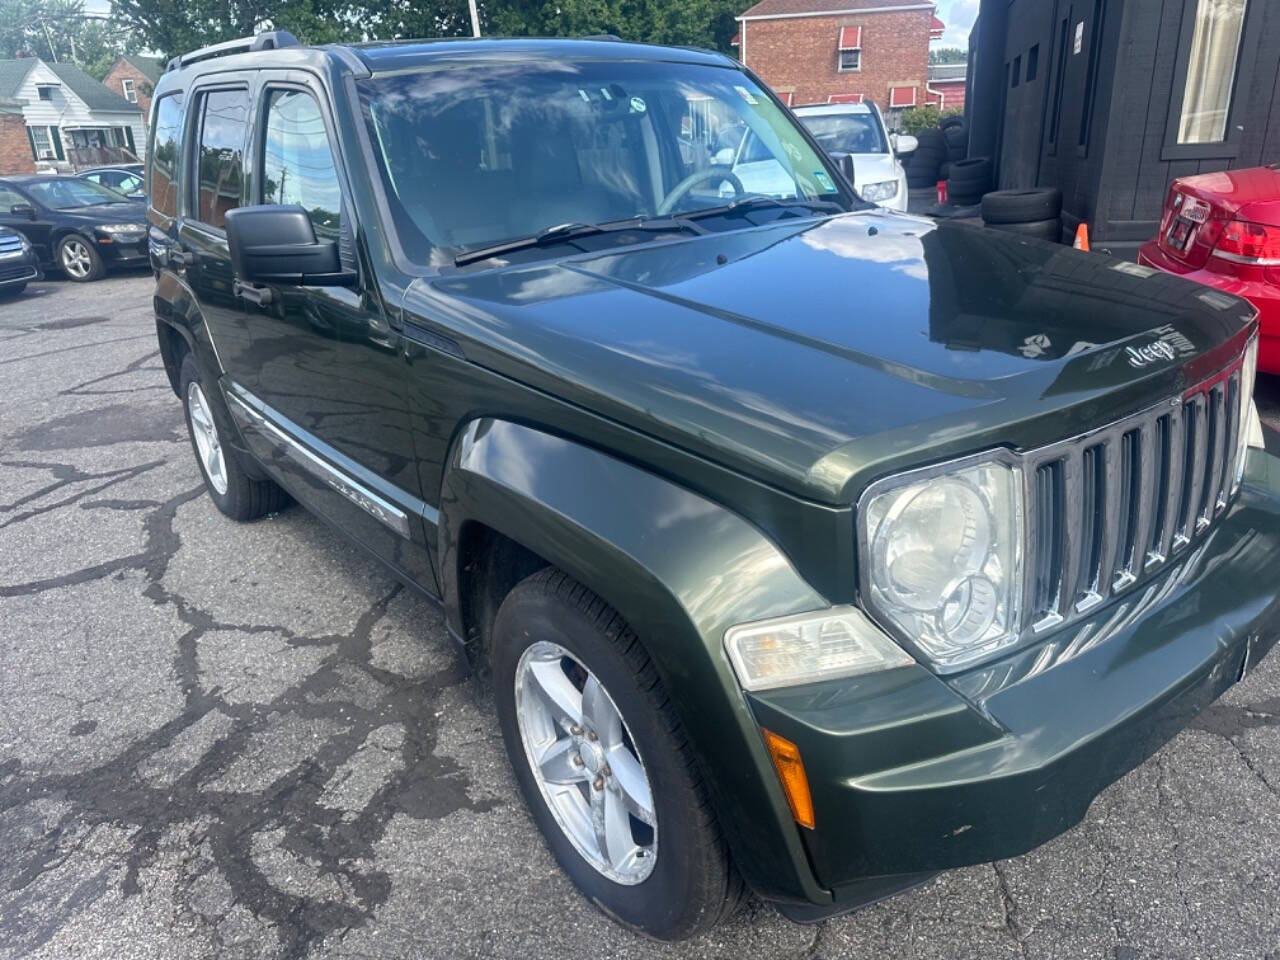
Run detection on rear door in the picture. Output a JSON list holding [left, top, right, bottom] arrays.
[[223, 72, 432, 588], [177, 82, 260, 388]]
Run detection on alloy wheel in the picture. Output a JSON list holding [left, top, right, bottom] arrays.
[[61, 238, 93, 279], [514, 640, 658, 884], [187, 381, 228, 495]]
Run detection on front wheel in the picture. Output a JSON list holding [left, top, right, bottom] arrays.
[[58, 234, 104, 282], [492, 568, 742, 940], [179, 353, 288, 521]]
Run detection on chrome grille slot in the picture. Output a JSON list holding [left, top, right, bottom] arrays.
[[1023, 348, 1247, 635]]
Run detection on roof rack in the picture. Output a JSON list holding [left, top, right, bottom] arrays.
[[166, 30, 301, 72]]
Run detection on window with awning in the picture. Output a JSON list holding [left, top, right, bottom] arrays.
[[838, 26, 862, 72], [827, 93, 865, 104]]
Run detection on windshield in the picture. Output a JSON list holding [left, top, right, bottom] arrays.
[[358, 59, 849, 265], [25, 178, 132, 209], [797, 113, 888, 155]]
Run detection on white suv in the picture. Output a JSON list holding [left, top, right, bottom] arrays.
[[793, 102, 912, 212]]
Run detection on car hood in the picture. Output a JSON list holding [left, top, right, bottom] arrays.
[[407, 212, 1256, 503], [54, 203, 146, 222]]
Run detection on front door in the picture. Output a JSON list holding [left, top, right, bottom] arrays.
[[225, 76, 432, 589], [0, 183, 54, 262]]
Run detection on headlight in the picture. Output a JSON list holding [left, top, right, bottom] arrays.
[[858, 454, 1024, 670], [97, 223, 145, 235], [18, 234, 30, 252], [860, 180, 899, 203], [1233, 331, 1260, 493], [724, 607, 914, 691]]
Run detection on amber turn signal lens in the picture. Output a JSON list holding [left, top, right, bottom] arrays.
[[762, 728, 815, 830]]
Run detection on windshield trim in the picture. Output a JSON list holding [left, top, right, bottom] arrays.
[[351, 58, 862, 277]]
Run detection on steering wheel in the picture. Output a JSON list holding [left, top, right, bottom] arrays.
[[657, 166, 746, 216]]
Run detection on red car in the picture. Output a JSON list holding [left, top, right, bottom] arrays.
[[1139, 165, 1280, 372]]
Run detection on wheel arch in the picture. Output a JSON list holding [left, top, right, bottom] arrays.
[[437, 416, 833, 907]]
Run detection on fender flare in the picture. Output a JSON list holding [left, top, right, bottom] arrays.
[[153, 271, 271, 480], [438, 417, 833, 906]]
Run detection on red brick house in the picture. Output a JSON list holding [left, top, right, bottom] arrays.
[[102, 55, 164, 128], [733, 0, 941, 119]]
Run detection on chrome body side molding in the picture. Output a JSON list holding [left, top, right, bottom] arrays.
[[225, 388, 412, 540]]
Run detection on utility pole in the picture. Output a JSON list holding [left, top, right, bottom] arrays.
[[39, 18, 57, 62], [468, 0, 480, 37]]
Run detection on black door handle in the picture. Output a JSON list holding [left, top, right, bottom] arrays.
[[233, 279, 274, 306]]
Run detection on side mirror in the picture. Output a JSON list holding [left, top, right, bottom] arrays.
[[838, 153, 856, 186], [713, 146, 736, 165], [894, 134, 919, 155], [10, 203, 35, 219], [224, 204, 355, 287]]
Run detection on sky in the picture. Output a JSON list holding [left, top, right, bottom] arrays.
[[935, 0, 979, 49]]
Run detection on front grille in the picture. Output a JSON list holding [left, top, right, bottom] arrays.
[[1023, 352, 1244, 632], [0, 235, 24, 254], [0, 262, 35, 282]]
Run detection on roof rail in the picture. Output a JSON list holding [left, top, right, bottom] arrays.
[[580, 33, 623, 41], [166, 30, 301, 72]]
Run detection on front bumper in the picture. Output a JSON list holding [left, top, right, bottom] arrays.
[[97, 234, 150, 265], [746, 448, 1280, 917], [0, 257, 39, 287], [1138, 240, 1280, 372]]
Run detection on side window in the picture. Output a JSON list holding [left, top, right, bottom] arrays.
[[260, 89, 341, 240], [194, 88, 249, 229], [0, 185, 25, 208], [148, 92, 185, 219], [121, 174, 143, 193]]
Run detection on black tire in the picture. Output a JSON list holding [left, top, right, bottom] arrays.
[[947, 156, 991, 179], [492, 568, 743, 940], [56, 234, 105, 282], [985, 217, 1063, 242], [939, 114, 967, 133], [915, 127, 946, 150], [0, 281, 26, 298], [948, 188, 986, 207], [908, 175, 942, 189], [939, 161, 952, 180], [178, 353, 288, 521], [981, 188, 1063, 225]]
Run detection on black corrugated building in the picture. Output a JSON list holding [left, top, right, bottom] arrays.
[[965, 0, 1280, 257]]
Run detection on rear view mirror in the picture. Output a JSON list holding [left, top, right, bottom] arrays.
[[10, 203, 35, 219], [224, 205, 355, 287]]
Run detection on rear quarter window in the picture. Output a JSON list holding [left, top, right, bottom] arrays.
[[148, 93, 185, 220]]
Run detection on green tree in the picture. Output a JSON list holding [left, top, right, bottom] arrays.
[[0, 0, 138, 78], [929, 46, 967, 64]]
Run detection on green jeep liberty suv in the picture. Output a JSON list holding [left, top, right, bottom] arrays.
[[148, 31, 1279, 940]]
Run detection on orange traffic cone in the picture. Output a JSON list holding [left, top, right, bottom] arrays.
[[1073, 223, 1090, 251]]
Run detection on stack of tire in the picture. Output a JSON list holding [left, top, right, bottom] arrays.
[[946, 157, 993, 207], [905, 127, 947, 189], [981, 188, 1064, 243], [939, 115, 967, 182]]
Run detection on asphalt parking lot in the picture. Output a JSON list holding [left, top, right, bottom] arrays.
[[2, 273, 1279, 960]]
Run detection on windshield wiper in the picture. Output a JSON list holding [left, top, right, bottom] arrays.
[[454, 216, 706, 267], [673, 195, 845, 223]]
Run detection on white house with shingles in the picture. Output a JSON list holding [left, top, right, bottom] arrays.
[[0, 58, 145, 173]]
